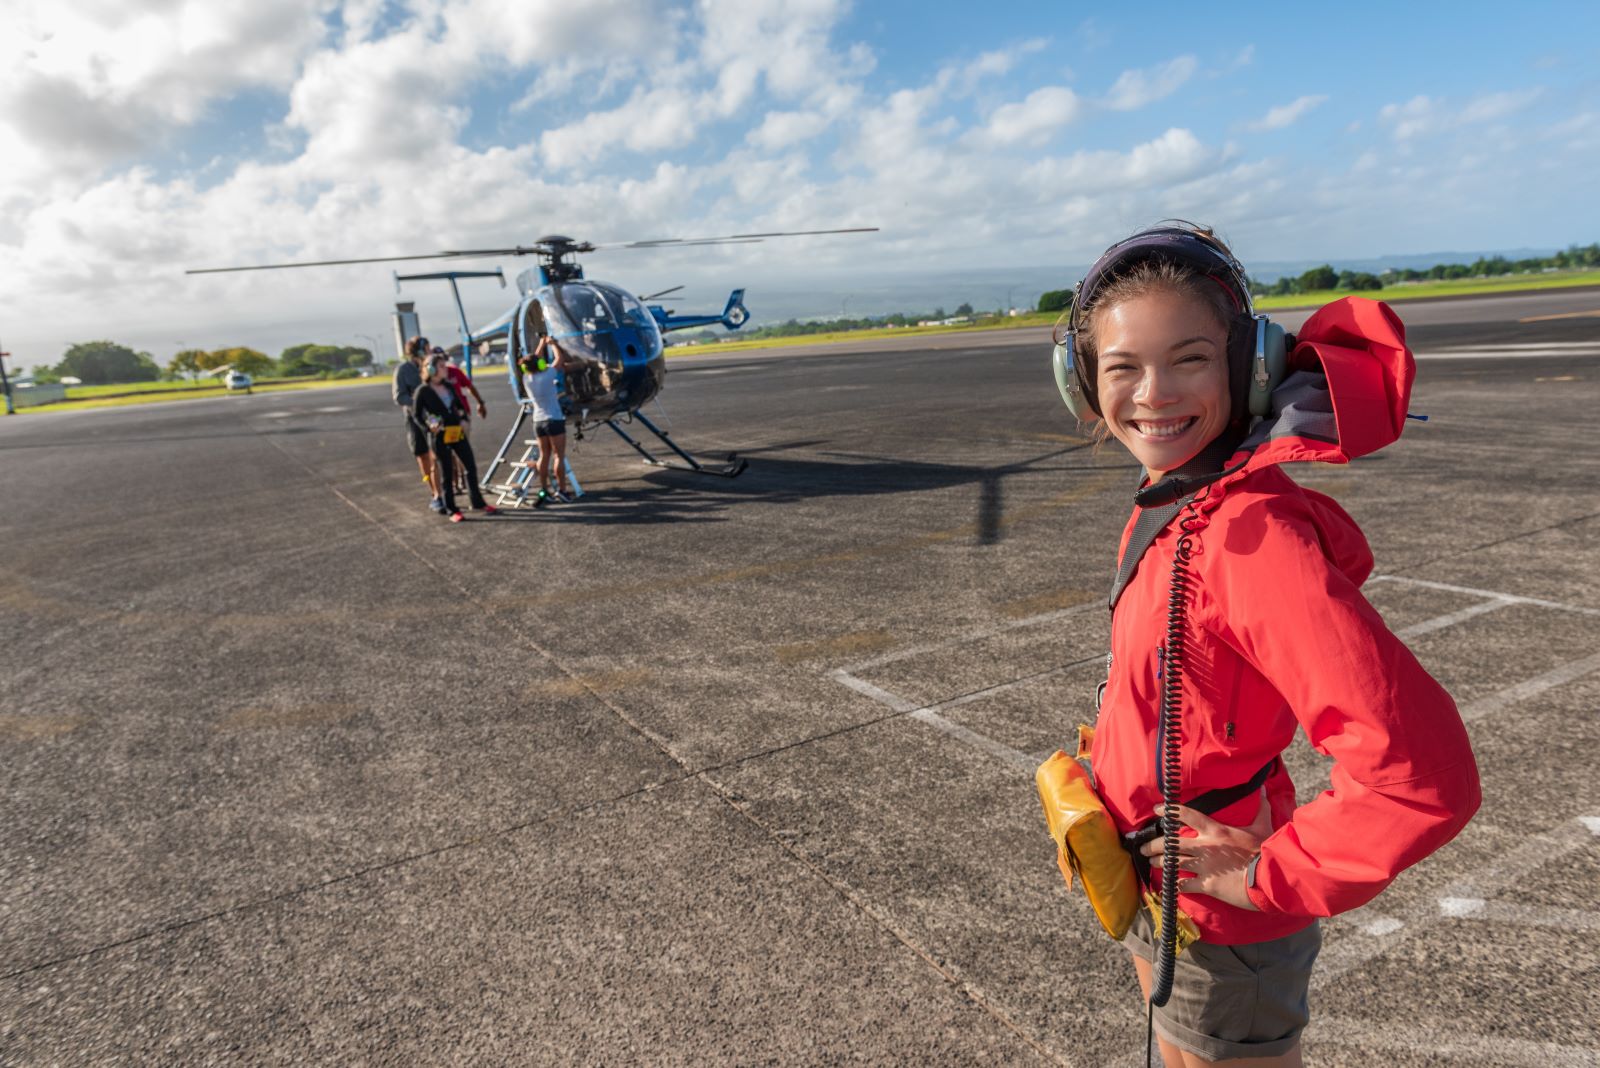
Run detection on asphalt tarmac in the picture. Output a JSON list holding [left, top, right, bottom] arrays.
[[3, 289, 1598, 1065]]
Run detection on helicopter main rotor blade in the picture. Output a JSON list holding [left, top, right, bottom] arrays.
[[593, 226, 878, 251], [185, 245, 554, 275], [186, 227, 871, 274], [639, 285, 685, 301]]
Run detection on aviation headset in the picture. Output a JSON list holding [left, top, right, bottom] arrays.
[[1050, 226, 1288, 425]]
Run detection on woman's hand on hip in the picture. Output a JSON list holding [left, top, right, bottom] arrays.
[[1141, 790, 1274, 912]]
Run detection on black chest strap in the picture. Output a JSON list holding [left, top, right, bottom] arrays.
[[1121, 758, 1279, 884], [1106, 437, 1238, 611]]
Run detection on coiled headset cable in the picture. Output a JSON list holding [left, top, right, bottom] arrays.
[[1146, 500, 1202, 1064]]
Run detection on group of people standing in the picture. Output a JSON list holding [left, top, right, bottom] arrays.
[[391, 332, 578, 519], [392, 337, 496, 521]]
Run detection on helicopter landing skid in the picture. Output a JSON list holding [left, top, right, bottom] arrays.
[[603, 411, 748, 478]]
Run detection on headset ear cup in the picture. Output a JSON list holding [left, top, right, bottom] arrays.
[[1052, 340, 1098, 421], [1248, 318, 1288, 417]]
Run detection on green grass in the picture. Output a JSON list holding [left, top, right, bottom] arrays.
[[19, 375, 386, 414], [1254, 269, 1600, 310], [61, 379, 227, 398], [667, 269, 1600, 356]]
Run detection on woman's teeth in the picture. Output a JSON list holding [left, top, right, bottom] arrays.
[[1135, 417, 1196, 438]]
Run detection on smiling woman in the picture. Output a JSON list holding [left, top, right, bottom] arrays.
[[1038, 223, 1480, 1067], [1081, 261, 1237, 479]]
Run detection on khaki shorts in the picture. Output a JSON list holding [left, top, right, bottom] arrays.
[[1124, 909, 1320, 1062]]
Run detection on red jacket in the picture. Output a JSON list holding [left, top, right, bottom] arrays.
[[1090, 297, 1481, 943]]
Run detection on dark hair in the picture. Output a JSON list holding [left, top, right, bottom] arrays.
[[1072, 222, 1248, 428], [406, 336, 430, 359], [1078, 258, 1237, 373]]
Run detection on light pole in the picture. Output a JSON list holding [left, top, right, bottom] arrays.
[[1005, 286, 1017, 316], [353, 333, 380, 370]]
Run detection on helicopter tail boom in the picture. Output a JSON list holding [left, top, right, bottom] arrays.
[[650, 288, 753, 334]]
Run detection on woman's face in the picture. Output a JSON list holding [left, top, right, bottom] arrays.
[[430, 359, 448, 382], [1092, 288, 1231, 482]]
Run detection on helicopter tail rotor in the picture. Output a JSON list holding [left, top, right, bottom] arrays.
[[719, 289, 749, 330]]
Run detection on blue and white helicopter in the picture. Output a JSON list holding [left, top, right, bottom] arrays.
[[189, 227, 874, 481]]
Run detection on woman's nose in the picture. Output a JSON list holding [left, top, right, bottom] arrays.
[[1134, 367, 1180, 408]]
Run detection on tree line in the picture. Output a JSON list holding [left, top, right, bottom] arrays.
[[678, 302, 985, 343], [29, 341, 376, 386], [1035, 241, 1600, 312]]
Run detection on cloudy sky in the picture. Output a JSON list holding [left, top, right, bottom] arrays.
[[1, 0, 1596, 370]]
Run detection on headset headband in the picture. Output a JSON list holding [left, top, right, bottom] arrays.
[[1057, 227, 1255, 345]]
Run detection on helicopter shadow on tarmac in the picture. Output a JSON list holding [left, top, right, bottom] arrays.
[[493, 439, 1118, 541]]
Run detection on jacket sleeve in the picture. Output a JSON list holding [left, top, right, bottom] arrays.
[[393, 364, 415, 408], [411, 388, 431, 427], [1203, 497, 1481, 918]]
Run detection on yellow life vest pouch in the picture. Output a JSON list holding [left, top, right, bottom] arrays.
[[442, 425, 464, 445], [1035, 747, 1141, 941]]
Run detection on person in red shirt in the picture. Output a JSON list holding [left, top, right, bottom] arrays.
[[433, 346, 487, 421], [1052, 224, 1480, 1066]]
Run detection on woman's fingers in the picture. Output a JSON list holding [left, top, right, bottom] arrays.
[[1174, 804, 1223, 836]]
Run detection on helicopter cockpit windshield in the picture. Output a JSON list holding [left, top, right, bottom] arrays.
[[545, 282, 662, 366]]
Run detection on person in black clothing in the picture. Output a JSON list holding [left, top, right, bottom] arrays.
[[412, 354, 498, 522], [395, 336, 442, 512]]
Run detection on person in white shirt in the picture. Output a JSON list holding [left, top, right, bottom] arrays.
[[520, 335, 575, 503]]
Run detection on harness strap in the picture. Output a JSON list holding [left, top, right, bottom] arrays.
[[1107, 436, 1237, 610], [1121, 758, 1278, 886]]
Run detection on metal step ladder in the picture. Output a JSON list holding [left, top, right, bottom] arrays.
[[484, 401, 583, 509]]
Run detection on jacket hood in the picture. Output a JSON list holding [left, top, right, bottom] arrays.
[[1189, 296, 1412, 587], [1231, 296, 1415, 474]]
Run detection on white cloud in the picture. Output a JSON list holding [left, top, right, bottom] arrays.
[[940, 38, 1049, 97], [1379, 94, 1438, 141], [1458, 87, 1542, 124], [1247, 94, 1328, 132], [1380, 88, 1542, 143], [1023, 128, 1225, 196], [0, 0, 329, 185], [1102, 55, 1197, 111], [747, 109, 832, 150], [539, 86, 703, 169], [974, 86, 1081, 146]]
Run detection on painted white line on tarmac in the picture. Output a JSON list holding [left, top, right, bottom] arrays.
[[1458, 650, 1600, 723], [1314, 816, 1598, 986], [830, 668, 1058, 770], [921, 657, 1103, 716], [1582, 817, 1600, 837], [1358, 914, 1405, 936], [1395, 597, 1516, 639], [1371, 575, 1600, 617], [909, 708, 1037, 771], [1416, 348, 1600, 360], [842, 602, 1101, 672], [1440, 897, 1600, 930], [1309, 1017, 1600, 1068], [829, 670, 917, 713], [1424, 340, 1600, 351]]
